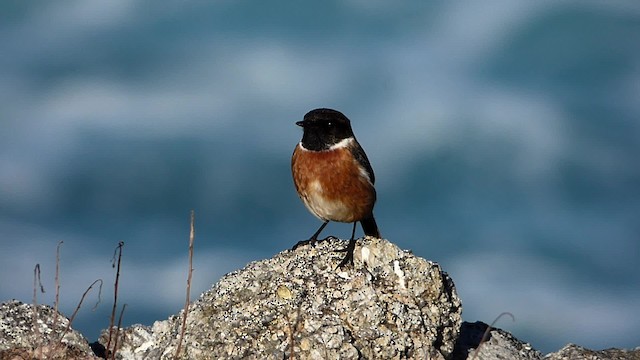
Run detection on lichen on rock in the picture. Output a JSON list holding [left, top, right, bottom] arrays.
[[110, 237, 462, 360], [0, 300, 99, 359]]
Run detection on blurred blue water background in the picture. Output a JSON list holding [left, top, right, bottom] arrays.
[[1, 1, 639, 353]]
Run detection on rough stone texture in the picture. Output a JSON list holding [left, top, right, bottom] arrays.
[[450, 321, 640, 360], [544, 344, 640, 360], [0, 300, 100, 359], [102, 237, 462, 359], [452, 321, 542, 360], [4, 237, 638, 360]]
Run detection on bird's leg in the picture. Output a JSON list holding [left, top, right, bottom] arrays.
[[292, 220, 329, 250], [336, 222, 358, 268]]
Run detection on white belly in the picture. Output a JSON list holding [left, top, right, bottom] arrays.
[[302, 180, 353, 222]]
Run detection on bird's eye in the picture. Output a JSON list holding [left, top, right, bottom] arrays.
[[327, 122, 332, 127]]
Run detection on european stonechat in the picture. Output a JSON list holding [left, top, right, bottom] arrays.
[[291, 108, 381, 267]]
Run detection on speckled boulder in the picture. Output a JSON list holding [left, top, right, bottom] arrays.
[[106, 237, 462, 359], [544, 344, 640, 360], [0, 300, 99, 359], [451, 321, 542, 360]]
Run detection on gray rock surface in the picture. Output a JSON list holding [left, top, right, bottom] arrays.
[[0, 299, 99, 359], [544, 344, 640, 360], [450, 322, 640, 360], [452, 321, 542, 360], [101, 237, 462, 359], [2, 237, 638, 360]]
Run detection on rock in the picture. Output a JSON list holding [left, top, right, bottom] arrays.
[[451, 321, 542, 360], [0, 299, 100, 359], [3, 238, 638, 359], [100, 237, 462, 359], [544, 343, 640, 360]]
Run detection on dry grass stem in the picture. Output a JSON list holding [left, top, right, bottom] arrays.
[[175, 210, 196, 358]]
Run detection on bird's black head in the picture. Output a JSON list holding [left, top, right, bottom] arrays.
[[297, 108, 355, 151]]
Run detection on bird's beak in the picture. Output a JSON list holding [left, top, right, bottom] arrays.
[[296, 120, 305, 127]]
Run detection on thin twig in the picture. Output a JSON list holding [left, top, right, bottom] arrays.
[[58, 279, 103, 343], [52, 241, 63, 332], [286, 313, 295, 360], [175, 210, 196, 358], [470, 312, 515, 360], [106, 241, 124, 357], [32, 264, 45, 360], [111, 304, 127, 360]]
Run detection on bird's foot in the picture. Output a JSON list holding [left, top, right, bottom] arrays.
[[291, 236, 336, 251], [292, 238, 316, 250], [335, 239, 357, 268]]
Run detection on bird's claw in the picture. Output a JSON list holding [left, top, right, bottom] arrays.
[[335, 240, 357, 269], [291, 238, 317, 250]]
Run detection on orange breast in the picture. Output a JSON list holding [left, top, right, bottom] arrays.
[[292, 144, 376, 223]]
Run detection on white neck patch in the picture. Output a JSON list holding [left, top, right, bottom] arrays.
[[298, 137, 354, 151], [328, 137, 354, 150]]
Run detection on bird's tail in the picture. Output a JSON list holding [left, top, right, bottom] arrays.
[[360, 215, 381, 238]]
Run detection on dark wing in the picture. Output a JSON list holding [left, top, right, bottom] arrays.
[[350, 140, 375, 185]]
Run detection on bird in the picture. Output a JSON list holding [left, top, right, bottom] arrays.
[[291, 108, 381, 267]]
